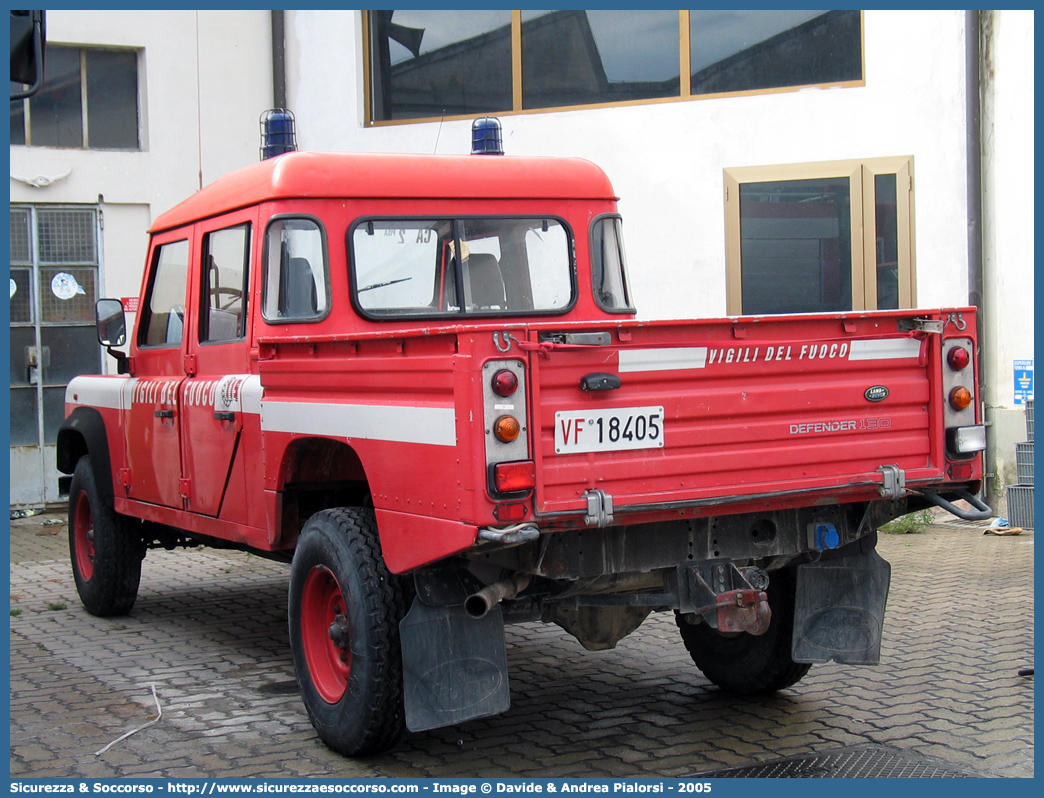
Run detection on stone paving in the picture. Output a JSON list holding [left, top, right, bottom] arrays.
[[8, 511, 1034, 779]]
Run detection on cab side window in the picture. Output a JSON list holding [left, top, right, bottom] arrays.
[[262, 217, 328, 322], [138, 239, 189, 347], [200, 224, 250, 342]]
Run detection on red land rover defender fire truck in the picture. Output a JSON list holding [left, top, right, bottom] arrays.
[[59, 123, 990, 756]]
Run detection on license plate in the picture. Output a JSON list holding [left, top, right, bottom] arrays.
[[554, 406, 665, 454]]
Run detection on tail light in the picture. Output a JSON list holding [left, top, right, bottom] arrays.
[[492, 460, 535, 493], [491, 369, 519, 397], [947, 346, 971, 371], [483, 359, 532, 498], [942, 338, 985, 458]]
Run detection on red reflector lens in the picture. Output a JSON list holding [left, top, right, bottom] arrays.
[[949, 386, 973, 410], [491, 369, 519, 397], [947, 347, 971, 371], [493, 461, 535, 493], [493, 415, 521, 443], [493, 502, 528, 522]]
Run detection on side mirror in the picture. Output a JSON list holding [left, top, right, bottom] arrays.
[[95, 298, 127, 346], [10, 11, 46, 101]]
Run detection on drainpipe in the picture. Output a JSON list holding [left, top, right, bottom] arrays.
[[271, 10, 287, 108], [966, 11, 984, 346], [965, 10, 991, 499]]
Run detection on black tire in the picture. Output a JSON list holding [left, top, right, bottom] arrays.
[[288, 507, 412, 756], [68, 455, 146, 616], [676, 566, 811, 695]]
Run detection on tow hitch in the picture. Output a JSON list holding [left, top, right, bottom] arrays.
[[693, 588, 771, 635], [672, 560, 773, 635]]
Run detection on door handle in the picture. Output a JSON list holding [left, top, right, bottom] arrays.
[[580, 372, 622, 391], [154, 409, 174, 419], [213, 411, 236, 421]]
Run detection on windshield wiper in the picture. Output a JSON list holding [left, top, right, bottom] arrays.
[[358, 277, 413, 293]]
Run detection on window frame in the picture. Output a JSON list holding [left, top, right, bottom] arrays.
[[198, 222, 252, 345], [260, 214, 332, 325], [11, 43, 141, 150], [347, 214, 578, 321], [137, 237, 191, 349], [723, 156, 915, 315], [363, 10, 865, 126], [589, 213, 636, 315]]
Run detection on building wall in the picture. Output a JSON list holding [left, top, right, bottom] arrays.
[[10, 10, 273, 303], [286, 10, 972, 320], [981, 9, 1035, 500]]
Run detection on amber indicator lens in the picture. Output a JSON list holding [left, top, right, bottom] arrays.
[[491, 369, 519, 397], [949, 386, 973, 410], [947, 347, 971, 371], [493, 415, 521, 442]]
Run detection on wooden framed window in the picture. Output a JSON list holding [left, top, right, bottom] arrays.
[[724, 156, 915, 315], [364, 10, 864, 125]]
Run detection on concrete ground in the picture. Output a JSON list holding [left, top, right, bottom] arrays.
[[8, 510, 1034, 779]]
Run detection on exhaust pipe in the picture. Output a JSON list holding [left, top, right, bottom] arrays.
[[465, 574, 531, 619]]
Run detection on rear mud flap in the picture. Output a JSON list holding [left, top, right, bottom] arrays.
[[792, 550, 891, 665], [399, 597, 510, 733]]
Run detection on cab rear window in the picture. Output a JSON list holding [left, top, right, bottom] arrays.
[[349, 217, 574, 318]]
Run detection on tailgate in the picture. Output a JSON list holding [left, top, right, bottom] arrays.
[[530, 314, 946, 516]]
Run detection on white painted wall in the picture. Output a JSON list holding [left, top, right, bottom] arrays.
[[981, 9, 1035, 500], [286, 10, 973, 321], [10, 9, 272, 269]]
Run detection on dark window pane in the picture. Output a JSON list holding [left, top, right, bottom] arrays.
[[43, 386, 69, 444], [10, 96, 26, 145], [86, 49, 139, 149], [875, 173, 899, 310], [523, 10, 679, 109], [10, 268, 33, 324], [140, 240, 189, 346], [10, 327, 37, 387], [690, 10, 862, 96], [40, 267, 97, 323], [370, 10, 512, 121], [40, 326, 102, 385], [37, 208, 97, 263], [10, 387, 38, 446], [29, 45, 83, 147], [739, 177, 852, 314], [201, 224, 250, 341], [10, 208, 31, 263]]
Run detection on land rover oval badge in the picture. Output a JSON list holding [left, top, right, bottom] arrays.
[[865, 385, 889, 402]]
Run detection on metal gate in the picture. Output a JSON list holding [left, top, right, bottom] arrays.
[[10, 205, 103, 508]]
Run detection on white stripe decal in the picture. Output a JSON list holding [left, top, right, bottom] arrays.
[[619, 347, 708, 373], [66, 376, 132, 410], [848, 338, 922, 361], [261, 401, 456, 447], [241, 375, 263, 415]]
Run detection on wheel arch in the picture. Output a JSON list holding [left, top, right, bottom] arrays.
[[276, 436, 371, 542], [56, 406, 114, 503]]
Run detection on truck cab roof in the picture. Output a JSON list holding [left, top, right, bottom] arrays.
[[150, 150, 619, 233]]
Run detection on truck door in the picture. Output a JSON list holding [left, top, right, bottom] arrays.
[[179, 211, 256, 517], [128, 235, 190, 508]]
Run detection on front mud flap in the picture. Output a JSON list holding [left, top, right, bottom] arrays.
[[792, 550, 891, 665], [399, 597, 510, 732]]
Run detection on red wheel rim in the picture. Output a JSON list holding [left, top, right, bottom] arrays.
[[73, 491, 95, 581], [300, 565, 351, 703]]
